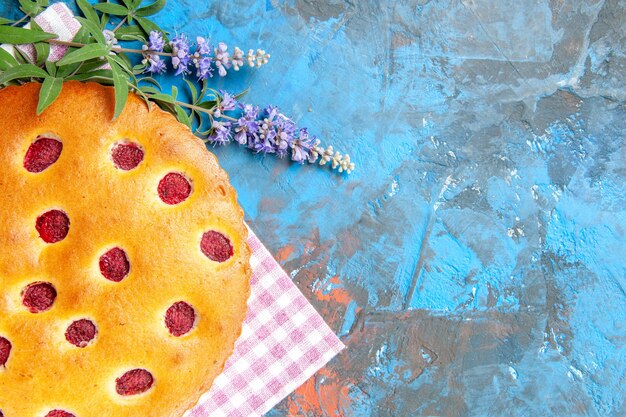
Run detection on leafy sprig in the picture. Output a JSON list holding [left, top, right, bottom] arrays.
[[0, 0, 355, 174]]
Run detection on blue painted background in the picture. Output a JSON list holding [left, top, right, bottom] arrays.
[[4, 0, 626, 415]]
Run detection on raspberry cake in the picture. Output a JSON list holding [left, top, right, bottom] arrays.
[[0, 82, 251, 417]]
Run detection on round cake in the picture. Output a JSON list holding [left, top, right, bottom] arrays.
[[0, 82, 251, 417]]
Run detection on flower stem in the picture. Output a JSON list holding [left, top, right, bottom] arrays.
[[112, 16, 128, 32], [174, 100, 216, 114], [116, 46, 172, 57], [67, 61, 84, 77], [10, 14, 30, 27], [172, 101, 238, 123], [44, 39, 173, 57]]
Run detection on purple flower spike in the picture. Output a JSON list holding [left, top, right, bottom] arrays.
[[196, 56, 213, 80], [215, 90, 236, 118], [208, 121, 232, 144], [214, 42, 231, 77], [196, 36, 211, 55], [234, 104, 259, 146], [263, 105, 278, 121], [146, 56, 166, 74], [170, 34, 191, 76], [253, 135, 275, 154], [291, 128, 314, 163], [274, 114, 296, 158], [148, 31, 165, 52]]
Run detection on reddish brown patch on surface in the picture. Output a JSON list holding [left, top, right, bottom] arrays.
[[165, 301, 196, 337], [116, 369, 154, 396], [36, 210, 70, 243], [286, 367, 345, 417], [24, 137, 62, 173], [275, 245, 295, 263], [99, 247, 130, 282], [22, 282, 57, 313], [111, 142, 144, 170], [65, 319, 97, 348], [0, 337, 11, 367], [45, 411, 75, 417], [200, 230, 233, 262], [158, 172, 191, 205]]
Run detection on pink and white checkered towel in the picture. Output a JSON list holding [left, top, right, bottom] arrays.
[[5, 3, 345, 416], [189, 228, 344, 417]]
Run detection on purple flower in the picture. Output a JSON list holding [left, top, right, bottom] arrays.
[[195, 56, 213, 80], [196, 36, 211, 55], [146, 56, 166, 74], [253, 135, 275, 154], [242, 103, 259, 119], [170, 34, 191, 76], [232, 47, 244, 71], [214, 91, 236, 118], [148, 31, 165, 52], [208, 121, 232, 144], [234, 104, 259, 146], [262, 105, 278, 121], [214, 42, 231, 77], [103, 29, 117, 46], [257, 107, 277, 150], [274, 114, 296, 158], [291, 128, 314, 163]]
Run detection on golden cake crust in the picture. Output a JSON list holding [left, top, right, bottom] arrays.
[[0, 81, 251, 417]]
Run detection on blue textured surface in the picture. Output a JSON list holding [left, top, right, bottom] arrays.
[[165, 2, 626, 415], [4, 0, 625, 415]]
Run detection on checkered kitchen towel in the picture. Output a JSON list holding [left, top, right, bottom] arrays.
[[4, 3, 345, 416]]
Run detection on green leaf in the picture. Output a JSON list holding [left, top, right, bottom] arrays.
[[132, 63, 146, 74], [55, 60, 79, 78], [138, 85, 160, 94], [147, 93, 175, 104], [135, 16, 168, 41], [56, 57, 109, 78], [108, 57, 129, 120], [107, 52, 133, 75], [72, 26, 90, 44], [196, 100, 217, 110], [0, 64, 47, 85], [18, 0, 39, 15], [0, 17, 14, 25], [93, 2, 129, 16], [139, 76, 161, 89], [57, 43, 109, 66], [44, 60, 56, 76], [75, 17, 106, 44], [200, 78, 208, 100], [115, 24, 145, 41], [171, 85, 178, 100], [37, 76, 63, 115], [100, 12, 109, 28], [13, 46, 30, 65], [67, 69, 114, 84], [76, 0, 101, 26], [185, 78, 198, 103], [0, 47, 18, 71], [0, 26, 57, 44], [34, 41, 50, 66], [174, 104, 191, 128], [136, 0, 166, 16]]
